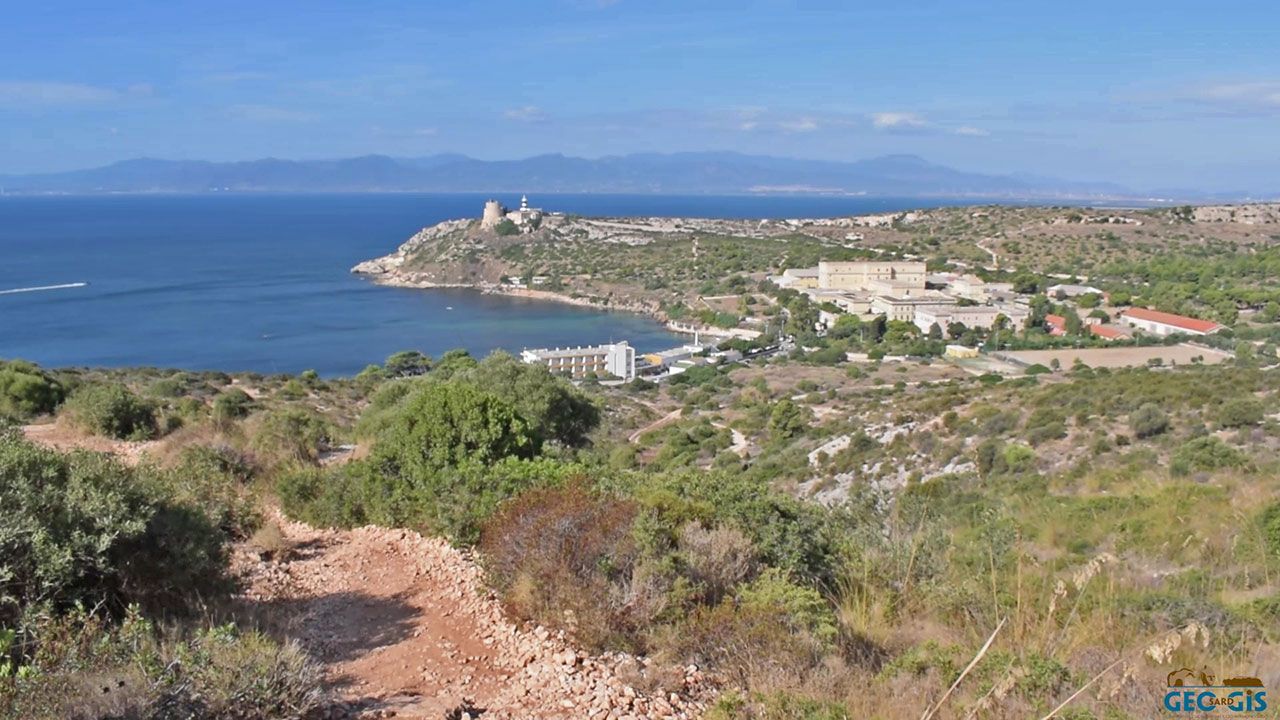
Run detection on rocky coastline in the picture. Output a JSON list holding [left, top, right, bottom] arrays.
[[350, 212, 772, 341]]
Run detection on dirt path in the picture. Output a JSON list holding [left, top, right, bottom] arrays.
[[628, 409, 682, 444], [22, 422, 159, 465], [238, 516, 714, 719], [22, 426, 715, 718]]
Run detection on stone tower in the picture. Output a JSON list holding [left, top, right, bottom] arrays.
[[481, 199, 505, 229]]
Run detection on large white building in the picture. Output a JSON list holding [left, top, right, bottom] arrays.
[[871, 295, 957, 323], [1119, 308, 1224, 337], [817, 261, 927, 293], [913, 304, 1030, 334], [520, 342, 636, 380]]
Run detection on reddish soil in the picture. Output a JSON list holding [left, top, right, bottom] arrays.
[[22, 426, 717, 719], [236, 517, 716, 719]]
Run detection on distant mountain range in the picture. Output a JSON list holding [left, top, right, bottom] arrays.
[[0, 152, 1147, 198]]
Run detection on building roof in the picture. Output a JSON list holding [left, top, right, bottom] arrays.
[[523, 342, 630, 359], [1089, 324, 1126, 340], [1046, 283, 1103, 295], [874, 295, 956, 305], [1121, 307, 1223, 334], [1045, 314, 1067, 336]]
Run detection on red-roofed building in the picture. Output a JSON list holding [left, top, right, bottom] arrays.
[[1119, 307, 1224, 337], [1088, 324, 1126, 341], [1045, 314, 1067, 336]]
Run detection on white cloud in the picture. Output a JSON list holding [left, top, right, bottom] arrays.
[[504, 105, 547, 122], [871, 112, 928, 130], [0, 81, 148, 108], [200, 71, 270, 84], [1193, 81, 1280, 107], [778, 117, 819, 133], [954, 125, 990, 137], [227, 104, 315, 122]]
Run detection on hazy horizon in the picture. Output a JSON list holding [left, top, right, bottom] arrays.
[[3, 2, 1279, 193]]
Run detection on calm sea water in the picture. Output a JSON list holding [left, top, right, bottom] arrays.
[[2, 193, 966, 376]]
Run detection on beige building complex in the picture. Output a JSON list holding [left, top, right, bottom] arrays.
[[913, 304, 1030, 333], [817, 261, 927, 293]]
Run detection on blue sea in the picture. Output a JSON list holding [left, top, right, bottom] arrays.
[[2, 193, 969, 376]]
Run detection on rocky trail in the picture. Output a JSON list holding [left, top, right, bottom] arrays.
[[236, 516, 716, 719], [20, 426, 716, 719]]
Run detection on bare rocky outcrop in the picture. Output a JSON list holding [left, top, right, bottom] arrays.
[[351, 219, 474, 276], [237, 516, 717, 719], [1190, 203, 1280, 224]]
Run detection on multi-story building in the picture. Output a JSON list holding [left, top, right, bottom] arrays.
[[520, 341, 636, 380], [817, 261, 927, 293], [913, 304, 1027, 334], [871, 295, 956, 323]]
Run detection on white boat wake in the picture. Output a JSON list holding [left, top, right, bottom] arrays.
[[0, 282, 89, 296]]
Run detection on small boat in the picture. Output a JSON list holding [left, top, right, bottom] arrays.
[[445, 306, 454, 311]]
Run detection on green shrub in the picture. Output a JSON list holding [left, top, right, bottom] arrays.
[[1260, 502, 1280, 560], [211, 387, 254, 421], [1129, 403, 1170, 438], [62, 384, 157, 440], [353, 376, 423, 439], [275, 378, 307, 400], [384, 350, 432, 377], [737, 568, 837, 648], [463, 353, 600, 447], [280, 455, 581, 544], [618, 469, 842, 586], [0, 361, 64, 420], [1217, 398, 1264, 428], [0, 431, 229, 628], [768, 398, 811, 441], [1170, 436, 1247, 476], [1002, 443, 1037, 474], [151, 445, 261, 540], [374, 381, 537, 472], [249, 408, 331, 468]]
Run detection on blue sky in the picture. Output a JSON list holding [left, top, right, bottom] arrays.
[[2, 0, 1278, 191]]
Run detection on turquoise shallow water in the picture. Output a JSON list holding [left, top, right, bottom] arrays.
[[0, 193, 960, 376]]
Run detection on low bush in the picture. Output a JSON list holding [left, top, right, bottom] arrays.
[[211, 387, 254, 421], [1129, 402, 1170, 438], [1217, 398, 1264, 428], [62, 383, 157, 440], [481, 483, 641, 650], [150, 445, 262, 540], [249, 407, 331, 468], [664, 592, 832, 690], [678, 522, 758, 606], [0, 431, 230, 629], [278, 455, 583, 543], [0, 361, 64, 420], [0, 609, 323, 720], [1170, 436, 1247, 476]]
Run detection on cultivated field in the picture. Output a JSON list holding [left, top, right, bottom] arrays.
[[1000, 343, 1231, 369]]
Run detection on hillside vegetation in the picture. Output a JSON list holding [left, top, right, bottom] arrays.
[[5, 203, 1280, 719]]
